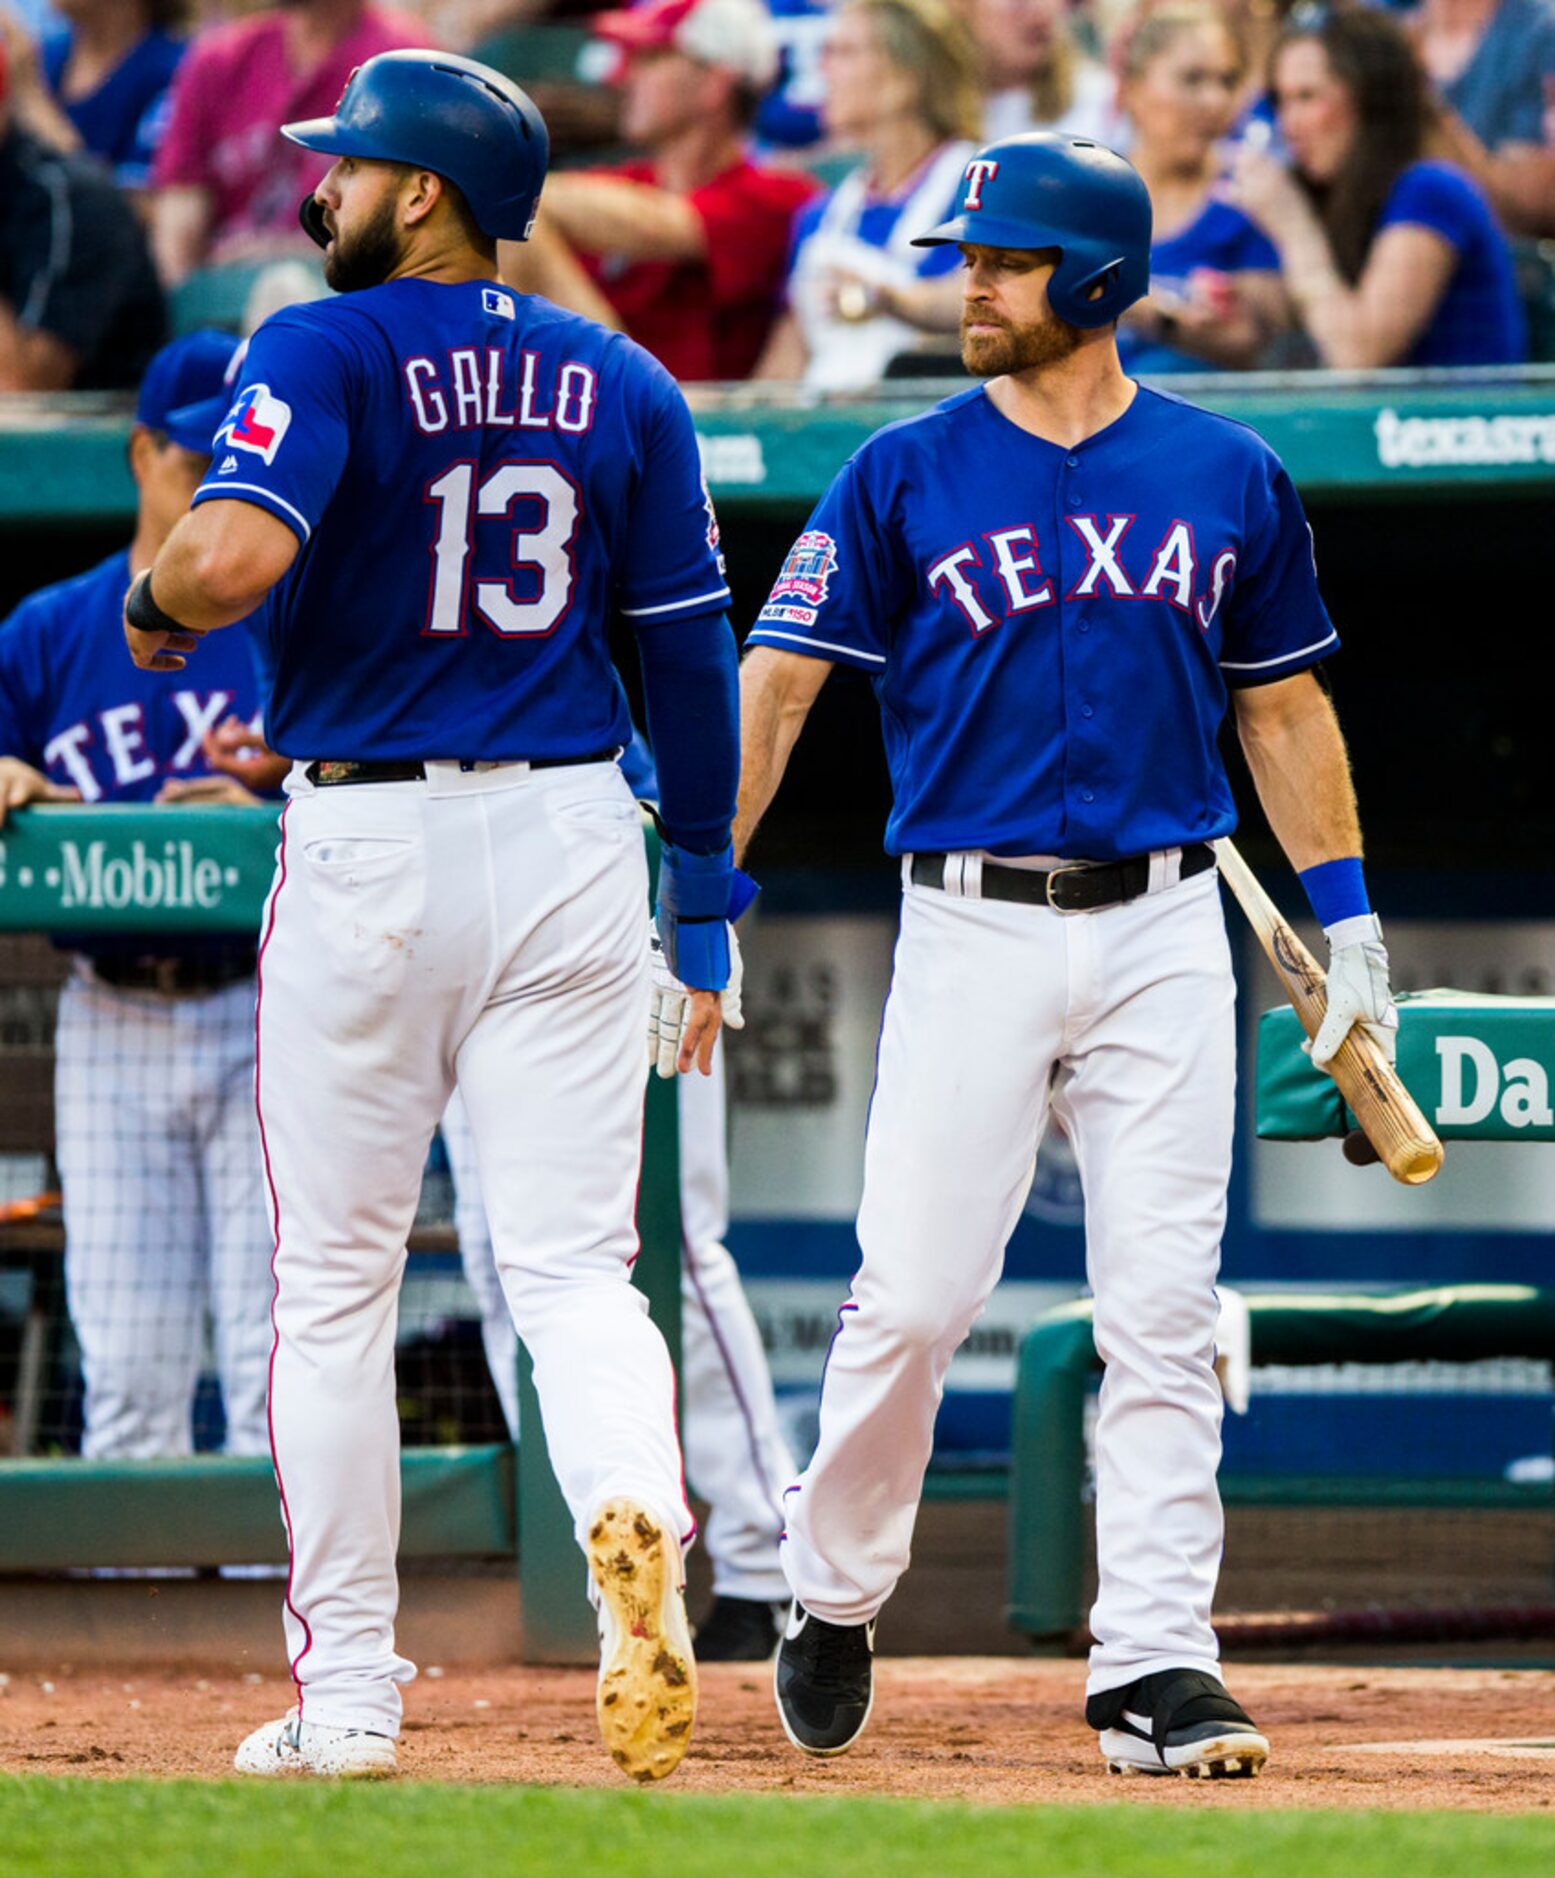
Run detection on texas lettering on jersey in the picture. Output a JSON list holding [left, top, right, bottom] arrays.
[[925, 517, 1239, 636], [0, 549, 265, 807], [747, 383, 1337, 862], [45, 689, 252, 800]]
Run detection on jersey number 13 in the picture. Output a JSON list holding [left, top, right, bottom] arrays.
[[424, 461, 579, 638]]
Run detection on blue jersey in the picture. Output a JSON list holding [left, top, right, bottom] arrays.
[[1377, 162, 1526, 367], [41, 28, 186, 191], [0, 548, 262, 802], [1118, 199, 1279, 378], [747, 384, 1337, 861], [192, 281, 730, 763]]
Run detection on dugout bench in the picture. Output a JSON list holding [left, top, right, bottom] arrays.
[[0, 805, 682, 1664]]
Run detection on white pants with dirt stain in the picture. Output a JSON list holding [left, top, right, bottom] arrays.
[[256, 759, 690, 1734]]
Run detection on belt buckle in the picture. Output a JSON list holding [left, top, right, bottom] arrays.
[[1044, 864, 1090, 914]]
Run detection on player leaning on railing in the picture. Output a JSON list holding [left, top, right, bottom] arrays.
[[0, 330, 272, 1465]]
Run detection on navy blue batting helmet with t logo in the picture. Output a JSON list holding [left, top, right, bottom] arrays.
[[284, 50, 550, 246], [914, 133, 1152, 329]]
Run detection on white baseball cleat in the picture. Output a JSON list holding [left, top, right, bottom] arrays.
[[587, 1496, 697, 1782], [234, 1710, 398, 1779]]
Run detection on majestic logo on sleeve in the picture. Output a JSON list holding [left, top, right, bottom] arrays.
[[219, 384, 293, 465], [759, 529, 838, 628]]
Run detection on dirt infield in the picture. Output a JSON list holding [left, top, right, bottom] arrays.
[[2, 1659, 1553, 1811]]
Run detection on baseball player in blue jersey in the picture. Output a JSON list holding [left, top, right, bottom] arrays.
[[122, 52, 744, 1782], [737, 134, 1398, 1777], [0, 330, 271, 1461]]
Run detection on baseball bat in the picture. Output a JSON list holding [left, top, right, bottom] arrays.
[[1212, 839, 1444, 1186]]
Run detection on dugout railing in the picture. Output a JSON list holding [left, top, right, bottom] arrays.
[[1007, 1284, 1555, 1647], [0, 803, 682, 1665]]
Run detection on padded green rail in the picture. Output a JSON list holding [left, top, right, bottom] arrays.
[[1006, 1284, 1555, 1639], [4, 368, 1554, 525], [0, 804, 276, 932], [1258, 989, 1555, 1142], [0, 1449, 515, 1573]]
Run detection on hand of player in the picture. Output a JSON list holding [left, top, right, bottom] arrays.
[[124, 615, 204, 674], [155, 775, 262, 807], [648, 919, 744, 1079], [0, 756, 80, 827], [202, 717, 291, 792], [1309, 920, 1398, 1070]]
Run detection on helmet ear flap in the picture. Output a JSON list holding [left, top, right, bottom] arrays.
[[298, 194, 331, 250]]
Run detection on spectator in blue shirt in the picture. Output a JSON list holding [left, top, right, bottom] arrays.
[[1417, 0, 1555, 239], [1225, 3, 1526, 368], [41, 2, 188, 193], [1113, 2, 1288, 374]]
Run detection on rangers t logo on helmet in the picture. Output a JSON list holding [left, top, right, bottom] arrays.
[[962, 159, 1000, 211]]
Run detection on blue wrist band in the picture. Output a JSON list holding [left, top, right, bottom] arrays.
[[656, 841, 734, 989], [1298, 856, 1370, 929]]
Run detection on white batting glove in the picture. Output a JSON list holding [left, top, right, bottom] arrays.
[[1309, 914, 1398, 1070], [648, 919, 744, 1080]]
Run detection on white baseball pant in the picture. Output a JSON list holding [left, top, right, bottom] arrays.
[[56, 964, 272, 1458], [256, 760, 690, 1735], [781, 860, 1236, 1696], [443, 1048, 793, 1604]]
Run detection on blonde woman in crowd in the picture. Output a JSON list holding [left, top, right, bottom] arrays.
[[1115, 2, 1288, 371], [755, 0, 980, 388], [969, 0, 1115, 143]]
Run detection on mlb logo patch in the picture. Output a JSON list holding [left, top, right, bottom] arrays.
[[768, 530, 838, 610], [220, 383, 292, 465], [482, 288, 516, 320]]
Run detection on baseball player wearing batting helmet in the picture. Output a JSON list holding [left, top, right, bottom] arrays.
[[737, 133, 1397, 1776], [124, 50, 745, 1782]]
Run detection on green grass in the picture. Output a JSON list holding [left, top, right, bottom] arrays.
[[5, 1779, 1555, 1878]]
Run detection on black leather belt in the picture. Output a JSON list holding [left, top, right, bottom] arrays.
[[305, 751, 620, 787], [910, 843, 1216, 913], [89, 947, 258, 996]]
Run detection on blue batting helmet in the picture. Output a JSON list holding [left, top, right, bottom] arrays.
[[914, 133, 1151, 329], [284, 50, 550, 246]]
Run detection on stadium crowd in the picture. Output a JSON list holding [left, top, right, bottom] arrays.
[[0, 0, 1549, 394]]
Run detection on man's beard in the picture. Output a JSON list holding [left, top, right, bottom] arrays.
[[323, 195, 403, 293], [960, 307, 1087, 377]]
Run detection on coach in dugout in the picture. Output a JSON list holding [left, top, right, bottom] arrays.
[[0, 331, 273, 1460], [506, 0, 816, 381]]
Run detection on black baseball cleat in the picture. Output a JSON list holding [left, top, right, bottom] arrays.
[[1086, 1669, 1269, 1778], [694, 1594, 785, 1662], [774, 1604, 876, 1756]]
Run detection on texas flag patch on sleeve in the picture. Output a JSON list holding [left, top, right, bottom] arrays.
[[219, 384, 293, 465]]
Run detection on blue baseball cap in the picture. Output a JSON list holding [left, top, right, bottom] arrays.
[[136, 330, 244, 456]]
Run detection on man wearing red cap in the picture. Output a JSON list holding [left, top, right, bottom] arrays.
[[510, 0, 816, 381]]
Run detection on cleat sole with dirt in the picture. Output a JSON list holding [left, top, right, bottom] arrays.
[[587, 1497, 697, 1783]]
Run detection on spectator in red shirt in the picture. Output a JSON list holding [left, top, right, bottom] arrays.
[[508, 0, 817, 381], [149, 0, 429, 285]]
